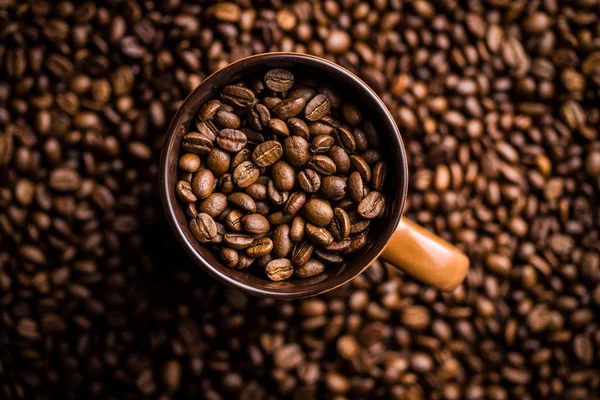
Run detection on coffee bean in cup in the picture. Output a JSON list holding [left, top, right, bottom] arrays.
[[176, 69, 387, 281]]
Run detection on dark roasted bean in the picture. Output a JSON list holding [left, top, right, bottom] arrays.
[[252, 140, 283, 167], [295, 258, 326, 278]]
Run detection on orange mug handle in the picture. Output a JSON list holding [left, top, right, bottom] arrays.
[[380, 218, 469, 291]]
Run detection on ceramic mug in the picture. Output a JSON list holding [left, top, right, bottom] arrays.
[[160, 53, 469, 298]]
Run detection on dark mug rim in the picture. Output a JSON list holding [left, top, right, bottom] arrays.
[[159, 52, 408, 298]]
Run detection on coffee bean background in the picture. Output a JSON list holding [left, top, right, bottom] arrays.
[[1, 0, 599, 399]]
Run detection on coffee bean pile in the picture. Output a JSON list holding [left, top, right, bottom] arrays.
[[176, 69, 387, 280], [1, 0, 599, 399]]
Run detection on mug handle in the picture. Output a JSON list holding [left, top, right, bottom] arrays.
[[380, 218, 469, 291]]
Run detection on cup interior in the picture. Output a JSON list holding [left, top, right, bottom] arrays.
[[160, 53, 407, 298]]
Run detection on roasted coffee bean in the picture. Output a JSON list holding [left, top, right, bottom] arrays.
[[272, 98, 306, 120], [221, 85, 255, 108], [243, 129, 265, 148], [198, 193, 228, 217], [223, 233, 254, 250], [350, 155, 371, 182], [358, 191, 385, 219], [175, 180, 197, 203], [371, 161, 387, 191], [217, 173, 235, 195], [295, 258, 326, 278], [308, 155, 337, 175], [198, 99, 221, 121], [287, 118, 310, 139], [306, 223, 334, 247], [268, 211, 295, 226], [264, 69, 294, 92], [219, 247, 239, 268], [246, 237, 273, 258], [303, 198, 334, 226], [272, 160, 295, 191], [284, 136, 310, 167], [179, 153, 201, 173], [231, 148, 252, 169], [309, 121, 335, 136], [217, 129, 247, 152], [329, 207, 351, 241], [305, 94, 331, 121], [298, 169, 321, 193], [245, 183, 267, 200], [268, 118, 290, 137], [191, 169, 215, 199], [290, 216, 306, 242], [225, 209, 245, 232], [184, 202, 198, 219], [346, 230, 368, 254], [352, 128, 369, 152], [228, 192, 256, 213], [310, 135, 335, 154], [272, 224, 293, 258], [341, 102, 362, 126], [252, 141, 283, 167], [182, 132, 213, 155], [348, 171, 365, 203], [292, 240, 314, 266], [324, 238, 352, 253], [329, 146, 351, 173], [264, 96, 282, 110], [233, 161, 259, 188], [284, 192, 306, 215], [320, 176, 347, 200], [196, 121, 219, 142], [235, 254, 255, 269], [206, 148, 231, 177], [189, 213, 217, 243], [214, 110, 241, 129], [334, 126, 357, 153], [242, 214, 270, 234], [248, 103, 271, 131], [267, 179, 288, 205], [314, 249, 344, 264], [265, 258, 293, 281], [288, 87, 316, 103]]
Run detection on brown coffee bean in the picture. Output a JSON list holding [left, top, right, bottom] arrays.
[[348, 171, 365, 203], [284, 191, 307, 215], [334, 126, 357, 153], [288, 87, 316, 103], [272, 224, 293, 258], [314, 249, 344, 264], [225, 209, 245, 232], [245, 183, 267, 200], [182, 132, 213, 155], [265, 258, 293, 281], [217, 174, 235, 195], [292, 240, 314, 266], [242, 214, 270, 234], [228, 192, 256, 213], [264, 69, 294, 92], [307, 155, 337, 175], [358, 191, 385, 219], [268, 118, 290, 137], [248, 103, 271, 131], [189, 213, 217, 243], [252, 140, 283, 167], [272, 160, 295, 191], [341, 102, 362, 126], [214, 110, 241, 129], [267, 179, 288, 205], [290, 216, 306, 242], [287, 118, 310, 139], [298, 169, 321, 193], [220, 247, 239, 268], [350, 155, 371, 182], [306, 223, 334, 247], [179, 153, 201, 173], [284, 136, 310, 167], [231, 148, 252, 169], [329, 208, 351, 241], [309, 121, 335, 136], [324, 238, 352, 252], [233, 161, 259, 188], [264, 96, 282, 110], [206, 148, 230, 177], [198, 99, 221, 121], [49, 168, 81, 192], [191, 169, 215, 199], [268, 211, 295, 226], [235, 254, 255, 269], [175, 180, 197, 203], [195, 121, 219, 142], [305, 94, 331, 121], [329, 146, 351, 173], [223, 233, 254, 250], [362, 149, 382, 165], [198, 193, 228, 217], [296, 258, 326, 278], [310, 135, 335, 154], [371, 161, 387, 191], [217, 129, 247, 152], [303, 198, 334, 226], [346, 230, 368, 253], [320, 176, 347, 200], [221, 85, 255, 108], [352, 128, 369, 152], [246, 237, 274, 258], [272, 97, 306, 120]]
